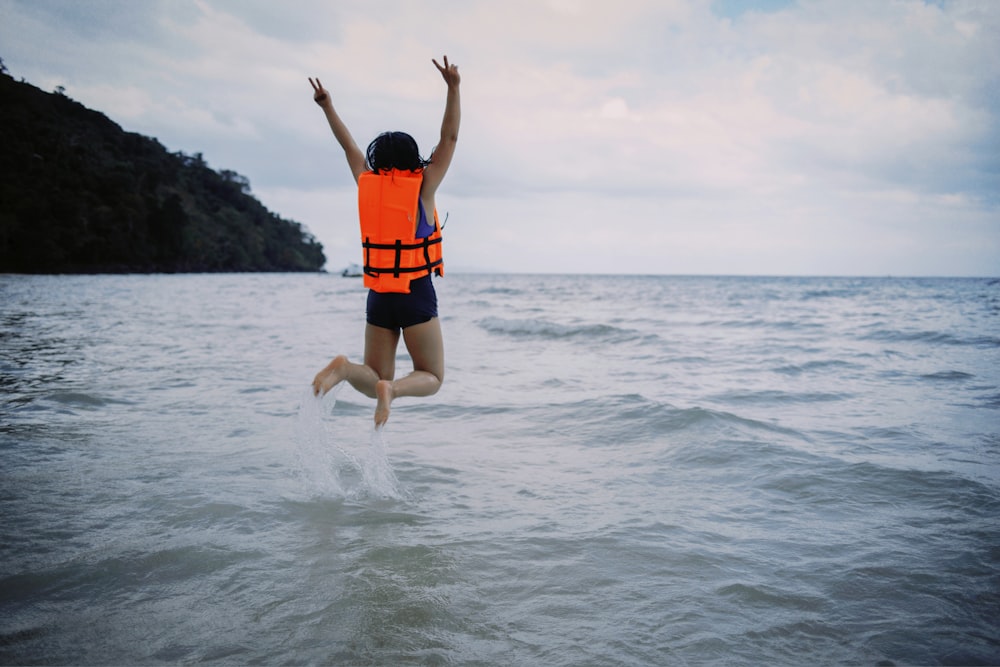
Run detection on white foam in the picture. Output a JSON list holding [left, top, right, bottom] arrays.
[[360, 427, 402, 499], [294, 384, 403, 501], [294, 385, 347, 497]]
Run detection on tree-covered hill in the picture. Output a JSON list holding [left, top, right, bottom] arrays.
[[0, 67, 325, 273]]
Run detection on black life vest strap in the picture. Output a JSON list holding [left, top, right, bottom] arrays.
[[363, 236, 442, 278], [362, 236, 442, 251]]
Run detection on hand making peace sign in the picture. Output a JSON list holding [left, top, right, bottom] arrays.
[[432, 56, 460, 88]]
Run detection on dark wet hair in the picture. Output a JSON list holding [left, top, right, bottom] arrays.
[[366, 131, 430, 173]]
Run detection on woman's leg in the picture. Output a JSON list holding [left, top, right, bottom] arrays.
[[374, 317, 444, 426], [312, 324, 400, 398]]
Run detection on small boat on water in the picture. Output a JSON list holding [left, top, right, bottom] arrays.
[[341, 263, 362, 277]]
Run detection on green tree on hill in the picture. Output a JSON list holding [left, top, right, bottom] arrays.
[[0, 67, 325, 273]]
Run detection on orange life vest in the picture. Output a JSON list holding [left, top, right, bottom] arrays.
[[357, 169, 444, 293]]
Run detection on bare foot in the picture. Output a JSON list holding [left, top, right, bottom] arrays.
[[374, 379, 394, 427], [312, 355, 348, 396]]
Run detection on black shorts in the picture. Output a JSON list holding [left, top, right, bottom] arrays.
[[366, 275, 438, 331]]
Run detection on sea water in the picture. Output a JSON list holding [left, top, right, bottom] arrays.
[[1, 273, 998, 665]]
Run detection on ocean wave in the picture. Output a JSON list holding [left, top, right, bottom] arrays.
[[493, 393, 810, 449], [707, 389, 850, 405], [761, 459, 1000, 519], [774, 359, 861, 375], [980, 393, 1000, 408], [860, 328, 1000, 348], [919, 370, 975, 382], [471, 285, 525, 296], [697, 318, 823, 331], [477, 316, 642, 342], [799, 288, 867, 300], [19, 391, 135, 412]]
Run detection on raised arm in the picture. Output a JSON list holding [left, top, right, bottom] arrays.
[[420, 56, 461, 198], [309, 77, 367, 183]]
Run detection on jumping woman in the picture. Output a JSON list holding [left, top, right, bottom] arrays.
[[309, 56, 461, 428]]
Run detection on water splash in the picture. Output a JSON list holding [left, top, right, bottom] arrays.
[[295, 384, 347, 496], [294, 384, 402, 500], [361, 427, 402, 499]]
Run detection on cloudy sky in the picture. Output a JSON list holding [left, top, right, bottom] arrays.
[[2, 0, 998, 276]]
